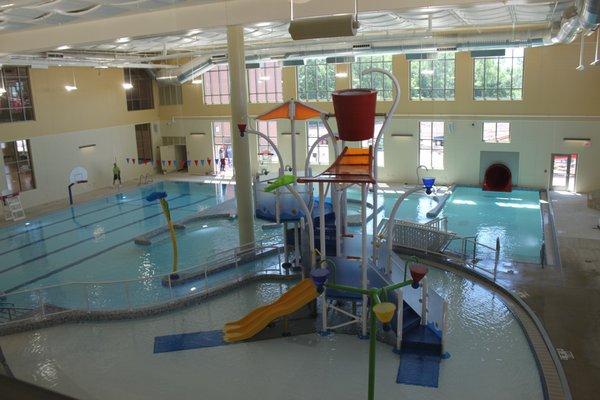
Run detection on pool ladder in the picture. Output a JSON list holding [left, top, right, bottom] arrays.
[[138, 173, 153, 186]]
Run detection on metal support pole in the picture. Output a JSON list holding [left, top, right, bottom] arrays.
[[361, 183, 368, 336], [321, 287, 328, 333], [368, 308, 377, 400], [227, 24, 255, 246], [319, 182, 326, 260], [396, 287, 403, 351], [290, 101, 297, 176], [294, 221, 301, 268], [420, 277, 428, 325], [334, 183, 342, 255], [283, 221, 289, 265]]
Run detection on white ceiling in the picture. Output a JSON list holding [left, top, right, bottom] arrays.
[[0, 0, 226, 32], [65, 1, 573, 55]]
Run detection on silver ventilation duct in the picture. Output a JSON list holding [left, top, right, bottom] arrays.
[[550, 0, 600, 44]]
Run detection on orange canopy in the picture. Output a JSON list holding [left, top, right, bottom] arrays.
[[257, 100, 323, 121], [297, 147, 375, 184]]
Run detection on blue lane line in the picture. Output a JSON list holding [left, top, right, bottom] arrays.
[[154, 330, 228, 353], [0, 195, 211, 279], [0, 194, 146, 243], [4, 195, 214, 293], [0, 194, 188, 257]]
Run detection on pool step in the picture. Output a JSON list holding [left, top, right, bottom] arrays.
[[401, 324, 443, 357]]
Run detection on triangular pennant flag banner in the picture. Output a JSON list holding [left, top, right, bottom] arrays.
[[207, 158, 212, 166], [167, 160, 172, 166], [156, 160, 161, 166], [126, 158, 130, 164], [200, 159, 204, 166], [162, 160, 166, 166], [132, 158, 136, 164], [186, 160, 191, 166], [215, 159, 220, 165], [194, 160, 199, 166]]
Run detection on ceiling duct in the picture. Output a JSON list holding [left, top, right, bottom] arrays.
[[550, 0, 600, 44], [289, 0, 359, 40]]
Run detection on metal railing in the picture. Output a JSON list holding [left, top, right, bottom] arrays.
[[0, 236, 285, 328]]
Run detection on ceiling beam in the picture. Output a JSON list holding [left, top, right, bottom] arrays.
[[0, 0, 529, 54]]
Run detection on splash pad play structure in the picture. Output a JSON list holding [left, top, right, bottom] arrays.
[[226, 68, 448, 399]]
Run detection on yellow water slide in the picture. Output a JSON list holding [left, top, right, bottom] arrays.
[[223, 278, 318, 343]]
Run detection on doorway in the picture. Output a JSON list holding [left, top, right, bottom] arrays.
[[551, 153, 577, 191], [212, 121, 234, 177]]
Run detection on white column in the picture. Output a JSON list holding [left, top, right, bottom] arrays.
[[227, 25, 255, 246], [319, 181, 326, 260], [361, 183, 368, 336]]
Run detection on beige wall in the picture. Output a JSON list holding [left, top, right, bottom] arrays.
[[2, 40, 600, 208], [0, 66, 159, 141]]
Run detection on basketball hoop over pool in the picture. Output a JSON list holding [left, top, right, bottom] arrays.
[[68, 166, 89, 205]]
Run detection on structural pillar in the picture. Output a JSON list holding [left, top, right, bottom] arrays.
[[227, 25, 255, 246]]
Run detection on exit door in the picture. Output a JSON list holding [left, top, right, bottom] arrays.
[[551, 154, 577, 191]]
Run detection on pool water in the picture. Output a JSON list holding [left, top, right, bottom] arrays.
[[438, 187, 543, 263], [0, 181, 275, 294]]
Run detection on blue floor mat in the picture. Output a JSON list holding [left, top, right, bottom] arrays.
[[396, 352, 440, 388], [154, 330, 228, 353]]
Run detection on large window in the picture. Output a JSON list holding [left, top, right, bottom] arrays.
[[419, 121, 444, 170], [124, 68, 154, 111], [351, 55, 394, 100], [212, 121, 232, 173], [248, 62, 283, 103], [307, 121, 330, 165], [203, 64, 230, 105], [2, 139, 35, 192], [135, 123, 153, 162], [0, 66, 35, 123], [360, 120, 384, 166], [474, 48, 524, 101], [257, 120, 278, 163], [158, 84, 183, 106], [297, 59, 336, 102], [410, 52, 455, 101], [483, 122, 510, 143]]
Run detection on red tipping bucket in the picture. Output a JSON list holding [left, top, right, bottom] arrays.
[[332, 89, 377, 141]]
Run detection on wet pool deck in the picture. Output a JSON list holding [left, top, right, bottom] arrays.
[[494, 191, 600, 400]]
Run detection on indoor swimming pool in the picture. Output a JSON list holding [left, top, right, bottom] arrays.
[[0, 181, 277, 297]]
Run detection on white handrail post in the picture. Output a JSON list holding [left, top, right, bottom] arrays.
[[125, 281, 133, 311], [36, 290, 45, 317], [166, 276, 173, 301], [442, 300, 448, 354], [321, 287, 328, 333], [319, 182, 326, 260], [494, 237, 500, 280], [396, 287, 403, 351], [85, 284, 91, 313], [420, 277, 428, 325], [204, 266, 209, 292], [283, 221, 289, 266], [361, 183, 368, 337]]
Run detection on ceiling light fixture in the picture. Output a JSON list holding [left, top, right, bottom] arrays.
[[187, 29, 202, 36], [116, 37, 130, 43], [64, 71, 77, 92], [591, 29, 600, 66], [0, 3, 14, 8], [123, 68, 133, 90], [576, 33, 585, 71], [0, 67, 6, 96], [56, 45, 71, 51], [192, 78, 203, 85]]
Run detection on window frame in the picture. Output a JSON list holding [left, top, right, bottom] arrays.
[[0, 66, 35, 123], [409, 52, 455, 101], [306, 120, 330, 165], [359, 120, 385, 167], [419, 121, 445, 170], [248, 62, 283, 104], [203, 64, 231, 105], [256, 120, 278, 163], [482, 122, 511, 143], [296, 58, 336, 102], [158, 84, 183, 106], [124, 68, 155, 111], [473, 48, 524, 101], [1, 139, 36, 192], [351, 55, 394, 100]]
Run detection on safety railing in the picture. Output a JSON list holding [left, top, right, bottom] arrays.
[[0, 236, 285, 328], [388, 218, 455, 253]]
